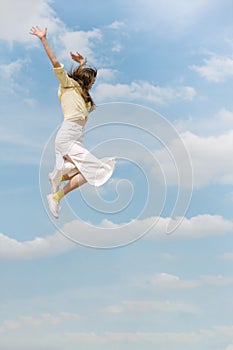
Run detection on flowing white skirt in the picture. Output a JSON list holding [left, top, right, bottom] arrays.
[[54, 120, 115, 186]]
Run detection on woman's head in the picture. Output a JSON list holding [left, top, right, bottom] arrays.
[[70, 66, 97, 90], [68, 66, 97, 110]]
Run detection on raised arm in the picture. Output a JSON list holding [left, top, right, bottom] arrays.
[[70, 51, 87, 66], [29, 26, 61, 68]]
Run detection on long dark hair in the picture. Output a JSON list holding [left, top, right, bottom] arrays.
[[68, 66, 97, 110]]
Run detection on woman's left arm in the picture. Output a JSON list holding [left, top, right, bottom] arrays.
[[70, 51, 87, 66]]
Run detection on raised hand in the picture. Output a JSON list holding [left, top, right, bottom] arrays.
[[29, 26, 60, 68], [29, 26, 47, 40], [70, 51, 87, 65]]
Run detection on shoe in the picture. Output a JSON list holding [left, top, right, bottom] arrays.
[[47, 194, 60, 219], [49, 172, 61, 193]]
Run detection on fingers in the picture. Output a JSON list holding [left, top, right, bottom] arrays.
[[70, 51, 80, 57], [29, 25, 47, 35], [70, 51, 82, 57], [29, 26, 36, 35]]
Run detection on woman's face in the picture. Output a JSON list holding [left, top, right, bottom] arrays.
[[89, 76, 96, 89]]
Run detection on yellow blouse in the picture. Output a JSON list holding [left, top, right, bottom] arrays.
[[54, 64, 90, 122]]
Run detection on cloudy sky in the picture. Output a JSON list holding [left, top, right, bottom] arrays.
[[0, 0, 233, 349]]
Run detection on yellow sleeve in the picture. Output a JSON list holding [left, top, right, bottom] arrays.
[[53, 64, 77, 88]]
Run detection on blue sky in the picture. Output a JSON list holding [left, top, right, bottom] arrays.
[[0, 0, 233, 349]]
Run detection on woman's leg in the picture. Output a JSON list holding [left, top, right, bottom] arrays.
[[61, 155, 86, 192], [47, 172, 87, 219], [62, 172, 87, 195]]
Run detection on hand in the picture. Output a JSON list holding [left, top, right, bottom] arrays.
[[29, 26, 47, 40], [70, 51, 87, 65]]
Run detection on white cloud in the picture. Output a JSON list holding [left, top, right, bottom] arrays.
[[94, 82, 196, 105], [220, 253, 233, 261], [227, 191, 233, 202], [146, 215, 233, 240], [0, 312, 81, 334], [65, 332, 106, 344], [175, 109, 233, 135], [0, 59, 28, 94], [190, 54, 233, 82], [0, 0, 63, 43], [154, 130, 233, 187], [65, 331, 201, 347], [58, 29, 102, 65], [0, 214, 232, 260], [97, 68, 118, 82], [66, 214, 232, 247], [107, 331, 200, 345], [23, 98, 37, 107], [138, 272, 233, 291], [160, 253, 179, 261], [0, 231, 75, 261], [104, 305, 125, 314], [3, 325, 233, 349], [19, 316, 43, 327], [129, 0, 222, 35], [185, 130, 233, 186], [105, 300, 200, 314], [144, 273, 200, 289], [217, 108, 233, 125], [111, 43, 122, 52], [225, 345, 233, 350], [212, 325, 233, 337], [2, 320, 21, 330], [200, 275, 233, 287], [63, 327, 233, 348], [107, 21, 126, 30]]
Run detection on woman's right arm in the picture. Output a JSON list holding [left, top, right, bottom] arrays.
[[29, 26, 61, 68]]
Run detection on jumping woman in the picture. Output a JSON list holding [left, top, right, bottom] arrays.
[[30, 26, 115, 218]]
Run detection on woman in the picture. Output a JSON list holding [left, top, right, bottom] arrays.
[[30, 26, 115, 218]]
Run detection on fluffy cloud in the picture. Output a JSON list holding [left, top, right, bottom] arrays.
[[0, 312, 81, 334], [65, 332, 106, 344], [184, 130, 233, 186], [0, 0, 63, 43], [175, 109, 233, 135], [63, 327, 233, 349], [0, 231, 75, 261], [94, 82, 196, 105], [225, 345, 233, 350], [190, 54, 233, 82], [143, 273, 200, 289], [0, 60, 28, 94], [105, 300, 200, 314], [97, 68, 118, 82], [0, 214, 232, 260], [59, 214, 233, 247], [58, 29, 102, 64], [154, 130, 233, 187], [127, 0, 223, 36], [146, 215, 233, 239], [107, 21, 126, 30], [138, 272, 233, 291], [200, 275, 233, 287], [65, 330, 200, 347]]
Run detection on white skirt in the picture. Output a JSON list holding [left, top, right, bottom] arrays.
[[55, 120, 115, 187]]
